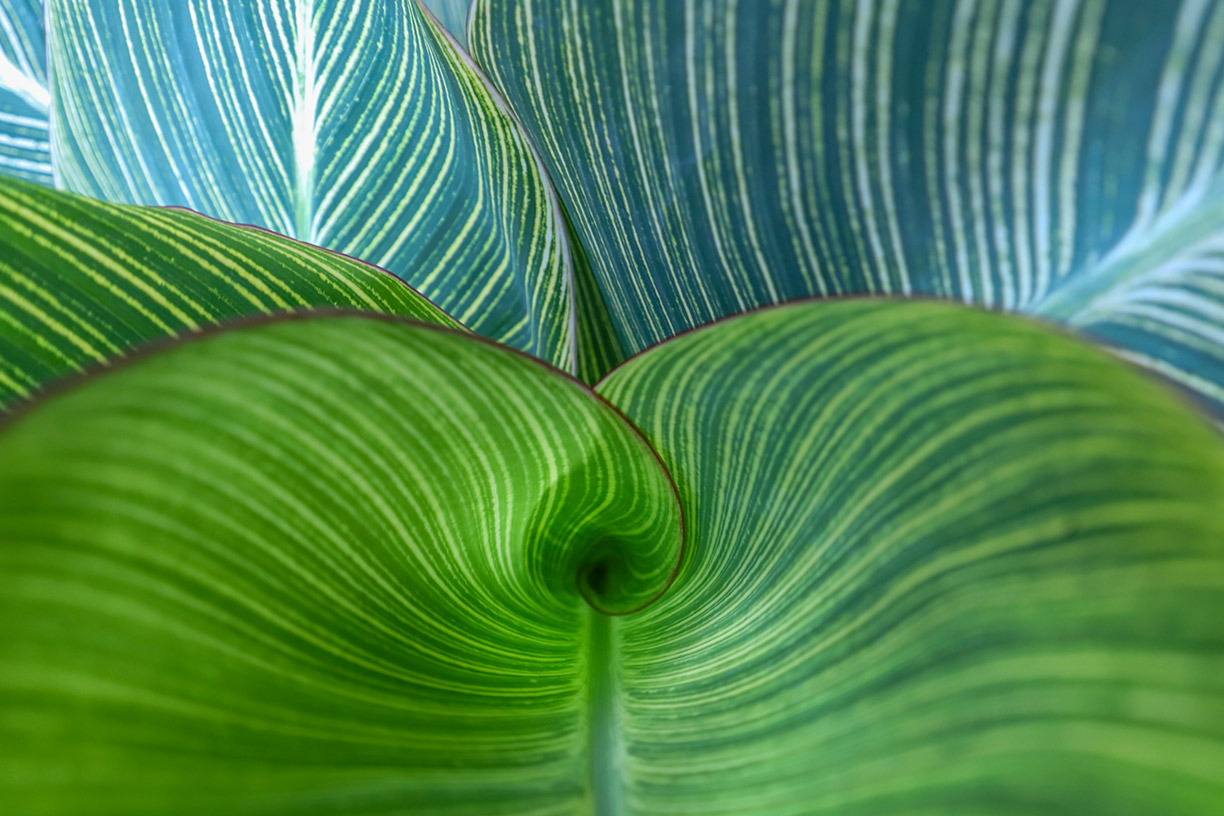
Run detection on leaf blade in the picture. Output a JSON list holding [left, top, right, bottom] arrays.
[[598, 300, 1224, 814], [0, 0, 50, 184], [0, 314, 683, 814], [473, 0, 1224, 398], [0, 177, 460, 406], [47, 0, 574, 367]]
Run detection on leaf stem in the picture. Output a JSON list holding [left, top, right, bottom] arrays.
[[586, 606, 623, 816]]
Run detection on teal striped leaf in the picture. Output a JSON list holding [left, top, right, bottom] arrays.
[[472, 0, 1224, 401], [597, 300, 1224, 814], [0, 314, 683, 814], [0, 176, 460, 407], [0, 0, 50, 184], [46, 0, 574, 367]]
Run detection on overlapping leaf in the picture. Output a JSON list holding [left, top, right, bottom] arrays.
[[2, 1, 1223, 811], [598, 301, 1224, 814], [3, 299, 1224, 813], [0, 0, 50, 184], [0, 177, 459, 407], [46, 0, 574, 367], [0, 315, 683, 815], [472, 0, 1224, 400]]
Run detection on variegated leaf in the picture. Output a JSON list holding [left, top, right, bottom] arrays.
[[0, 176, 459, 407], [3, 300, 1224, 814], [47, 0, 574, 368], [597, 300, 1224, 814], [472, 0, 1224, 402], [0, 314, 683, 815], [0, 0, 50, 184]]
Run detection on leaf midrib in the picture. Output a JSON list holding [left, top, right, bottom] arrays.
[[586, 607, 623, 816], [292, 0, 317, 242], [1034, 186, 1224, 322]]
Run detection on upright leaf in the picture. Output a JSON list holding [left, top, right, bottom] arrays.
[[473, 0, 1224, 402], [598, 301, 1224, 814], [0, 177, 459, 407], [0, 0, 50, 184], [47, 0, 575, 367], [0, 315, 683, 814]]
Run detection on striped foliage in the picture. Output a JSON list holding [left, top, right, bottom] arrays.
[[44, 0, 574, 367], [0, 0, 50, 184], [0, 177, 459, 407], [0, 314, 683, 815], [2, 299, 1224, 813], [597, 300, 1224, 814], [472, 0, 1224, 401]]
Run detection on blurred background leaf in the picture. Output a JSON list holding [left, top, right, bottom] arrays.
[[421, 0, 470, 47]]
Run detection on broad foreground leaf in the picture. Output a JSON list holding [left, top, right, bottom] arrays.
[[473, 0, 1224, 401], [46, 0, 574, 366], [0, 315, 682, 815], [0, 178, 459, 407], [3, 300, 1224, 813], [597, 301, 1224, 814], [0, 0, 49, 184]]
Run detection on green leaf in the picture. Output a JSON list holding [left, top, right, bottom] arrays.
[[597, 300, 1224, 814], [46, 0, 574, 367], [0, 314, 683, 815], [471, 0, 1224, 405], [4, 299, 1224, 813], [0, 177, 460, 407], [0, 0, 50, 184]]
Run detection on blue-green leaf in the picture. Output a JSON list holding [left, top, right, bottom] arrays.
[[472, 0, 1224, 403], [421, 0, 470, 47], [0, 0, 50, 184], [47, 0, 574, 368]]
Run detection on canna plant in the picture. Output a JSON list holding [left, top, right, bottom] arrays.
[[2, 0, 1224, 814]]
